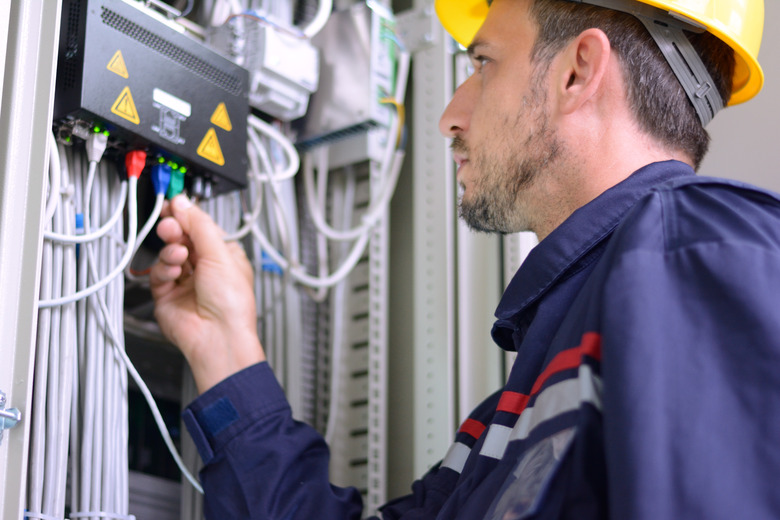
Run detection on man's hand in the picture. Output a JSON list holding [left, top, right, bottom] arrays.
[[150, 195, 266, 394]]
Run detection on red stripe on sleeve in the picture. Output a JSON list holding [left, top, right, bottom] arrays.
[[497, 391, 530, 415], [458, 418, 486, 439], [530, 332, 602, 395]]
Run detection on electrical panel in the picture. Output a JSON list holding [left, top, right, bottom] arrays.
[[54, 0, 250, 195], [208, 15, 320, 121], [297, 1, 397, 148]]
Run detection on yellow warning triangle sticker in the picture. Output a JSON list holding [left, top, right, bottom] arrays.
[[111, 86, 140, 125], [107, 50, 129, 79], [197, 128, 225, 166], [210, 102, 232, 132]]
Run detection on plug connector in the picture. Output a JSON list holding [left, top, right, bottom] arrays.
[[125, 150, 147, 179], [167, 169, 185, 199], [86, 131, 109, 163], [151, 163, 172, 196]]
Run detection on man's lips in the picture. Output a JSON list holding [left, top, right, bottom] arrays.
[[453, 152, 468, 168]]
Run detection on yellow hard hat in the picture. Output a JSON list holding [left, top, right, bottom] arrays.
[[434, 0, 765, 105]]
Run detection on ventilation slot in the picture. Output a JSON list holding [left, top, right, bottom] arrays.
[[100, 7, 242, 96], [62, 0, 83, 90]]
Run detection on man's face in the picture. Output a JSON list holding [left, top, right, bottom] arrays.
[[439, 0, 566, 235]]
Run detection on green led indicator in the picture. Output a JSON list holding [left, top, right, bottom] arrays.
[[158, 157, 165, 164], [93, 126, 101, 133], [103, 130, 110, 137], [171, 162, 179, 170], [180, 167, 187, 174]]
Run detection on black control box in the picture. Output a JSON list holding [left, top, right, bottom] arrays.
[[55, 0, 250, 194]]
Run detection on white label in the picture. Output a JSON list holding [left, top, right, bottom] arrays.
[[153, 88, 191, 117]]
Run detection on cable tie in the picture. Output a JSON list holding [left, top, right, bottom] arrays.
[[24, 512, 62, 520], [69, 513, 137, 520], [261, 250, 283, 275]]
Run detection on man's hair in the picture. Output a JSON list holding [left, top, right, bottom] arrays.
[[527, 0, 735, 169]]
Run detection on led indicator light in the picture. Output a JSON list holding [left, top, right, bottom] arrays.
[[180, 167, 187, 174], [158, 157, 165, 164]]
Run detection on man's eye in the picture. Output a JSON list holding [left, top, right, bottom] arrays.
[[473, 55, 490, 72]]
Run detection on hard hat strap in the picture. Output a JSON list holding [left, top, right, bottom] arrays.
[[571, 0, 723, 126], [638, 17, 723, 126]]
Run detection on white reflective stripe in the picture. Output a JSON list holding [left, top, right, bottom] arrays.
[[441, 441, 472, 473], [508, 364, 602, 443], [479, 424, 513, 460], [579, 363, 603, 408]]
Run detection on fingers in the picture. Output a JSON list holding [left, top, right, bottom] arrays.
[[168, 195, 231, 263], [156, 215, 184, 245], [159, 242, 189, 266]]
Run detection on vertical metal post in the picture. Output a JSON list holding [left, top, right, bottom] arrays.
[[367, 160, 389, 514], [412, 31, 457, 477], [0, 1, 62, 519]]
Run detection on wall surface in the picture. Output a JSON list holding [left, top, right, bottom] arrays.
[[700, 2, 780, 193]]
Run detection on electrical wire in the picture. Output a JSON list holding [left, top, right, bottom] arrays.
[[44, 131, 61, 222], [124, 192, 165, 280], [44, 180, 128, 244], [84, 234, 205, 495], [248, 115, 300, 182], [301, 0, 332, 38], [38, 174, 139, 308], [300, 50, 409, 244]]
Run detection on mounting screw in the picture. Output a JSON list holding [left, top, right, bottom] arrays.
[[0, 391, 21, 446]]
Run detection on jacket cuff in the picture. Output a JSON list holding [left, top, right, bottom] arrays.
[[181, 362, 290, 464]]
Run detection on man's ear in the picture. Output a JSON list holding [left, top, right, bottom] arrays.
[[553, 28, 612, 115]]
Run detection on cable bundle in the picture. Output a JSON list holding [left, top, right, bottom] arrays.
[[29, 134, 199, 520]]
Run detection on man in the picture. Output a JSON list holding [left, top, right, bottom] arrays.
[[151, 0, 780, 518]]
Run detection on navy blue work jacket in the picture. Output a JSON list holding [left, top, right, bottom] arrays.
[[182, 160, 780, 519]]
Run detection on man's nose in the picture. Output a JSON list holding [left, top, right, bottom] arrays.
[[439, 76, 476, 138]]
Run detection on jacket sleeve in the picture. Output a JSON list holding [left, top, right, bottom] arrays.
[[182, 362, 364, 519], [598, 186, 780, 519]]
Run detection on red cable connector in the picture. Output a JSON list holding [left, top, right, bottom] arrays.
[[125, 150, 147, 179]]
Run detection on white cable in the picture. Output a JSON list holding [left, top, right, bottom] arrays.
[[252, 221, 370, 289], [42, 198, 64, 515], [44, 181, 127, 244], [323, 165, 356, 445], [310, 148, 330, 302], [53, 148, 78, 516], [222, 140, 265, 242], [301, 50, 409, 243], [88, 277, 205, 494], [29, 226, 52, 515], [38, 176, 139, 308], [301, 0, 332, 38], [124, 192, 165, 280], [70, 161, 203, 494], [248, 115, 300, 182], [134, 195, 165, 255], [257, 146, 404, 291], [44, 131, 61, 222]]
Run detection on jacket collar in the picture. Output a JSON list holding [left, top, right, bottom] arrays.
[[494, 160, 695, 322]]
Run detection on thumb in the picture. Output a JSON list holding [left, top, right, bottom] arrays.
[[170, 195, 229, 263]]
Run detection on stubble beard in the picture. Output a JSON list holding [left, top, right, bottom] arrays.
[[456, 95, 563, 235]]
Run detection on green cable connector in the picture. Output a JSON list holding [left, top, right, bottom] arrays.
[[167, 168, 185, 199]]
